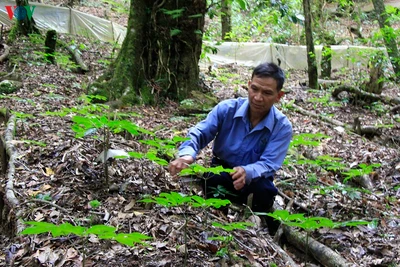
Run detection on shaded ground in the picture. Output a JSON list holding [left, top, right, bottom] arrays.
[[0, 1, 400, 267]]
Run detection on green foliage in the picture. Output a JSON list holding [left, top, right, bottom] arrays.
[[21, 139, 47, 147], [297, 155, 346, 172], [170, 29, 182, 37], [211, 221, 254, 231], [140, 192, 231, 209], [179, 164, 234, 176], [21, 221, 151, 246], [265, 210, 369, 230], [101, 0, 129, 14], [342, 163, 381, 183], [89, 200, 101, 209], [0, 81, 18, 94], [71, 115, 150, 138], [161, 8, 185, 19], [316, 183, 371, 200], [290, 133, 330, 148], [208, 221, 254, 257], [209, 184, 237, 198], [11, 111, 34, 120], [308, 93, 342, 108]]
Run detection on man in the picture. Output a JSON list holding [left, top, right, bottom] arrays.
[[169, 62, 292, 217]]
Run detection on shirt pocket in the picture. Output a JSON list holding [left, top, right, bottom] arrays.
[[253, 137, 268, 154]]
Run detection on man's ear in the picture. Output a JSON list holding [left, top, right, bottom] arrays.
[[247, 80, 251, 90], [276, 91, 284, 102]]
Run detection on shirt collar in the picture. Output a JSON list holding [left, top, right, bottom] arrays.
[[234, 99, 276, 132]]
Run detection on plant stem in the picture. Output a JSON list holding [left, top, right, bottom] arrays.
[[104, 126, 110, 185]]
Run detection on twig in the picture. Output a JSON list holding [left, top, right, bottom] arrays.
[[21, 199, 70, 214], [275, 177, 297, 186], [278, 190, 311, 213], [0, 64, 16, 79]]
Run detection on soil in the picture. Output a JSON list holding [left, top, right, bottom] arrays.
[[0, 1, 399, 267]]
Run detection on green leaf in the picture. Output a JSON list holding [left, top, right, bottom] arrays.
[[89, 200, 101, 209], [21, 221, 58, 235], [58, 223, 86, 237], [114, 232, 151, 246], [212, 221, 253, 231], [86, 225, 116, 239], [235, 0, 247, 10], [128, 151, 144, 159], [188, 13, 203, 18], [170, 29, 181, 37]]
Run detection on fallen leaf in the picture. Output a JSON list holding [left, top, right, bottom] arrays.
[[124, 200, 136, 211]]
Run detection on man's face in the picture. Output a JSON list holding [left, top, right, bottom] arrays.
[[248, 76, 284, 118]]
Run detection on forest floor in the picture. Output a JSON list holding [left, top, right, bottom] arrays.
[[0, 1, 400, 267]]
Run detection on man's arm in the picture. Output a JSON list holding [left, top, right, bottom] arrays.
[[169, 104, 224, 175], [241, 122, 292, 183]]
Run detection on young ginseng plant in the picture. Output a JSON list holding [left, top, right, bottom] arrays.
[[209, 221, 255, 258], [21, 221, 150, 265], [140, 192, 231, 265]]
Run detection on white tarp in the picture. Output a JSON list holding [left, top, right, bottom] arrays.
[[0, 0, 126, 43], [0, 1, 387, 72], [204, 42, 387, 72]]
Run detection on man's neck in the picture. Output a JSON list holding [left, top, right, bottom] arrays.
[[248, 109, 269, 128]]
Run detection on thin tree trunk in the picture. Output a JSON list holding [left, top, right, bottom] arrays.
[[303, 0, 318, 89], [372, 0, 400, 80], [221, 0, 232, 41]]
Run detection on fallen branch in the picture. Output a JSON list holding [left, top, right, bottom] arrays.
[[65, 44, 89, 73], [0, 44, 10, 63], [283, 225, 352, 267], [57, 40, 89, 73], [1, 113, 25, 236], [4, 114, 18, 207], [391, 104, 400, 114], [21, 199, 70, 214], [292, 103, 381, 137], [332, 85, 400, 105]]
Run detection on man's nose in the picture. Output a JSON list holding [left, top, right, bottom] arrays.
[[254, 92, 262, 101]]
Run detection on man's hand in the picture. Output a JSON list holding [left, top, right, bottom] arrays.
[[168, 155, 195, 176], [231, 166, 246, 190]]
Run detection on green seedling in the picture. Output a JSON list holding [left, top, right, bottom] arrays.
[[21, 221, 150, 247], [140, 192, 230, 265], [209, 221, 254, 258], [140, 192, 230, 209], [316, 183, 371, 200], [21, 139, 47, 147], [342, 163, 381, 183], [209, 184, 238, 198], [89, 200, 101, 209], [264, 210, 370, 230], [179, 164, 234, 176]]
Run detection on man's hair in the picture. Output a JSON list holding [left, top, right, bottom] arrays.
[[251, 62, 285, 91]]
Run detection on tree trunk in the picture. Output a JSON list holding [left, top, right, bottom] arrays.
[[44, 30, 56, 64], [372, 0, 400, 80], [321, 45, 332, 79], [16, 0, 39, 36], [96, 0, 206, 103], [364, 51, 384, 94], [303, 0, 318, 89], [221, 0, 232, 41]]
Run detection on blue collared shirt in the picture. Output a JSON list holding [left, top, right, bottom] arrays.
[[178, 97, 292, 184]]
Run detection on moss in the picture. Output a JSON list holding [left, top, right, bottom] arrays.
[[7, 24, 18, 44], [121, 93, 140, 105], [0, 80, 20, 94], [139, 85, 155, 105]]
